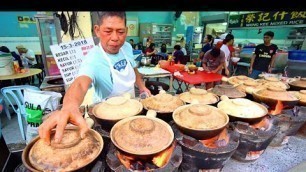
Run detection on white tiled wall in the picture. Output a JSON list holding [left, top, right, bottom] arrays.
[[0, 36, 57, 55]]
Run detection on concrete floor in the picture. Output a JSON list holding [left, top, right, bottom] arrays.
[[1, 67, 306, 171]]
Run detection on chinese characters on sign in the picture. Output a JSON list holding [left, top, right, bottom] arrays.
[[50, 38, 95, 85], [228, 11, 306, 28]]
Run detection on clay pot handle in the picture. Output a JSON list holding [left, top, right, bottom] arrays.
[[221, 76, 229, 82], [220, 95, 229, 101], [190, 99, 200, 104], [146, 110, 157, 118]]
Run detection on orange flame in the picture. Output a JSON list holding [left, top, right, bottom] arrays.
[[251, 117, 270, 130], [152, 143, 175, 168], [117, 152, 134, 169], [269, 100, 284, 115], [199, 129, 229, 149]]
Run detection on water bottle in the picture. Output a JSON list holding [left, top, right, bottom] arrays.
[[21, 55, 29, 73]]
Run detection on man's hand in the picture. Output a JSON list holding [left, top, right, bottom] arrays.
[[249, 67, 253, 75], [38, 108, 89, 145], [268, 67, 272, 73], [225, 69, 230, 76], [139, 86, 152, 96]]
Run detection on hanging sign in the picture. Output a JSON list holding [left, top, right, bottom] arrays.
[[228, 11, 306, 28], [50, 37, 95, 85]]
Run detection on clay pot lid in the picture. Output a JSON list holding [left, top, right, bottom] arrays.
[[179, 87, 219, 104], [141, 91, 184, 113], [297, 90, 306, 102], [111, 116, 173, 155], [93, 96, 143, 120], [218, 98, 267, 118], [255, 86, 299, 101], [228, 75, 254, 85], [28, 128, 103, 171], [290, 78, 306, 88], [264, 76, 280, 82], [210, 84, 246, 98], [173, 104, 229, 130], [244, 80, 260, 87]]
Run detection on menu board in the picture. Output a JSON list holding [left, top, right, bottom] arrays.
[[228, 11, 306, 28], [50, 37, 95, 85]]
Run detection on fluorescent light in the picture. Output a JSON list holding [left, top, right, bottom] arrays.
[[222, 22, 228, 25]]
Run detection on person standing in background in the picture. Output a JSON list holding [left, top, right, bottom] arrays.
[[202, 47, 226, 89], [194, 34, 214, 67], [180, 37, 187, 56], [129, 39, 136, 50], [249, 31, 278, 79], [220, 34, 234, 76], [16, 45, 37, 66]]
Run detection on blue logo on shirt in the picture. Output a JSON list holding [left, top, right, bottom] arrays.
[[113, 59, 127, 72]]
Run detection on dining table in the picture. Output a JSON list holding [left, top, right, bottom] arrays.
[[163, 65, 223, 93], [0, 68, 42, 83]]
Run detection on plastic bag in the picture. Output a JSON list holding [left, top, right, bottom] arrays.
[[24, 89, 62, 144]]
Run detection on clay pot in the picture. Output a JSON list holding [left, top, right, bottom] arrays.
[[22, 127, 104, 172], [179, 87, 219, 105], [172, 104, 229, 140]]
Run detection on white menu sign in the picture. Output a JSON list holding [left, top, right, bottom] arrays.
[[50, 38, 95, 85]]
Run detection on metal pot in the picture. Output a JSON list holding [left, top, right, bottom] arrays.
[[172, 104, 229, 140], [141, 56, 151, 66], [22, 126, 104, 172], [110, 110, 174, 159], [91, 95, 143, 131], [289, 78, 306, 91], [217, 96, 268, 124]]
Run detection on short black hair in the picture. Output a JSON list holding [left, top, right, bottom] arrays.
[[210, 47, 221, 57], [174, 45, 181, 50], [264, 31, 274, 38], [96, 11, 126, 26], [149, 43, 155, 49], [161, 47, 167, 53], [0, 46, 10, 53], [129, 39, 134, 42]]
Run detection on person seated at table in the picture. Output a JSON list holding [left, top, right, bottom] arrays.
[[156, 46, 169, 59], [202, 47, 228, 89], [0, 46, 23, 67], [16, 45, 37, 67], [179, 38, 187, 56], [145, 43, 158, 57], [172, 45, 184, 63], [129, 39, 136, 50]]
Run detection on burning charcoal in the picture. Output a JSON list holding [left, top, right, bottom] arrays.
[[145, 162, 159, 170], [216, 139, 227, 147]]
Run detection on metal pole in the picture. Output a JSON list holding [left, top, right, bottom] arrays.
[[35, 17, 49, 76]]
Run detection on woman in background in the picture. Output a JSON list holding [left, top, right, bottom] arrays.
[[194, 34, 214, 67]]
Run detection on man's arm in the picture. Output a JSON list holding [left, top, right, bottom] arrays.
[[39, 76, 92, 144], [212, 62, 224, 73], [134, 68, 151, 95], [249, 54, 256, 75], [268, 54, 277, 73]]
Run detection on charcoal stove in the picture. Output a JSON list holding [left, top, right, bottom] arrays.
[[230, 115, 279, 162], [269, 106, 306, 147], [171, 122, 239, 172], [106, 141, 182, 172]]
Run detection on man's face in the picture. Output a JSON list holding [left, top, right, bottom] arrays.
[[94, 16, 127, 54], [263, 35, 272, 44]]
